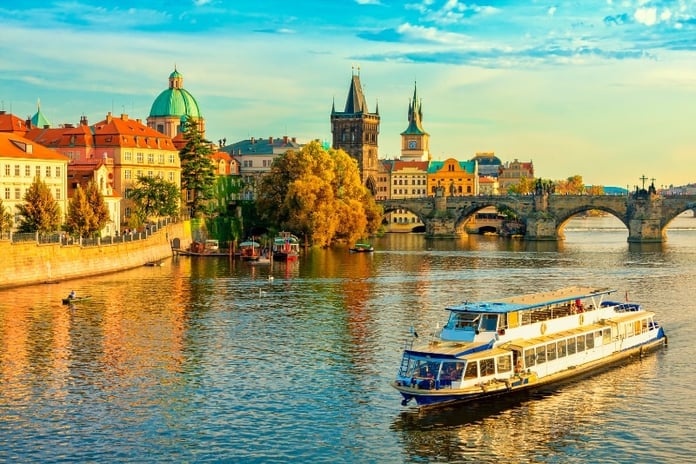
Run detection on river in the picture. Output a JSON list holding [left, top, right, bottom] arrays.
[[1, 214, 695, 463]]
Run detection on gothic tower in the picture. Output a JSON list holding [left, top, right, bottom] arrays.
[[400, 82, 430, 161], [330, 68, 380, 194]]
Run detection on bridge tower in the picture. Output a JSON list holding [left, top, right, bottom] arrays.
[[627, 188, 666, 242], [330, 68, 380, 195]]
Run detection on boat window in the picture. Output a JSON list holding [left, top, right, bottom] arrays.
[[524, 348, 536, 367], [496, 355, 512, 373], [641, 319, 648, 334], [567, 338, 577, 355], [585, 333, 594, 349], [603, 329, 611, 344], [480, 358, 495, 377], [536, 345, 546, 364], [577, 335, 585, 352], [450, 313, 480, 330], [546, 342, 557, 361], [557, 339, 567, 358], [481, 314, 498, 331], [464, 361, 478, 380], [440, 362, 464, 382]]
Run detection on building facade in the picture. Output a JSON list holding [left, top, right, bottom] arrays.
[[0, 131, 69, 229], [427, 158, 479, 196], [498, 159, 534, 192]]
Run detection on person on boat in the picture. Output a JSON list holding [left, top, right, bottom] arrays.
[[68, 290, 76, 300]]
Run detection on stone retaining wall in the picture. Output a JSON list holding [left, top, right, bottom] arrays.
[[0, 221, 192, 290]]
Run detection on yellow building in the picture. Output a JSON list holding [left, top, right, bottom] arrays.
[[427, 158, 478, 196], [0, 131, 69, 230]]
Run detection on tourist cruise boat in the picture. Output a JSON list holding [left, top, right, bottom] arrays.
[[393, 286, 667, 408]]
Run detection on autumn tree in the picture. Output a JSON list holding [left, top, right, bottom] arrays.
[[128, 176, 180, 223], [507, 176, 535, 195], [256, 141, 382, 247], [0, 200, 13, 233], [555, 175, 585, 195], [65, 181, 111, 237], [16, 176, 62, 234], [178, 117, 216, 218]]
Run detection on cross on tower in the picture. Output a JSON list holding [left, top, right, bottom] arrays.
[[640, 175, 648, 190]]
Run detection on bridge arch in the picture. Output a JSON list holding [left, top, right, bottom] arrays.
[[555, 206, 629, 239], [380, 204, 427, 233]]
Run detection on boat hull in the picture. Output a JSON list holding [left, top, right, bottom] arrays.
[[394, 334, 667, 408], [62, 296, 91, 305]]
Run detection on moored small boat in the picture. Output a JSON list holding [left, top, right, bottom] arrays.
[[272, 232, 300, 262], [239, 240, 262, 261], [349, 242, 374, 253], [393, 286, 667, 408]]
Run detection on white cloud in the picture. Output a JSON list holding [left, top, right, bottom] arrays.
[[634, 7, 657, 26], [396, 22, 470, 45], [355, 0, 381, 4]]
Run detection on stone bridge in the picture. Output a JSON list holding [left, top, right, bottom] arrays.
[[377, 190, 696, 242]]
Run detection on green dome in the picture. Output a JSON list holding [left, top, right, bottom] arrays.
[[149, 88, 201, 118]]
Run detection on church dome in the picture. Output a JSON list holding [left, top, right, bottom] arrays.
[[149, 69, 201, 119]]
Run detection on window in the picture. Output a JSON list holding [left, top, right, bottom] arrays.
[[524, 348, 536, 367], [567, 338, 577, 355], [158, 154, 165, 164], [546, 342, 557, 361], [168, 172, 174, 182], [35, 166, 40, 177], [137, 152, 144, 163], [14, 188, 21, 199], [147, 153, 154, 164], [4, 188, 9, 199], [4, 165, 9, 176], [125, 170, 131, 180], [557, 339, 567, 357], [464, 361, 478, 379], [496, 355, 511, 373], [479, 358, 495, 377], [536, 345, 546, 364], [15, 165, 20, 176], [169, 154, 175, 164], [125, 152, 132, 161], [45, 166, 51, 177], [147, 170, 154, 178], [585, 333, 594, 349], [56, 166, 61, 177], [25, 165, 31, 176], [576, 335, 585, 352], [55, 188, 61, 200]]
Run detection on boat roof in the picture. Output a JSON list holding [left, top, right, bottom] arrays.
[[446, 286, 616, 314]]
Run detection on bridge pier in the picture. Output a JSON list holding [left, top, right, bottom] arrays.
[[524, 217, 559, 241], [627, 192, 666, 243]]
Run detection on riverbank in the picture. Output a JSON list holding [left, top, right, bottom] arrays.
[[0, 221, 192, 290]]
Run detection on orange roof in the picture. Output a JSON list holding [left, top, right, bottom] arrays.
[[92, 113, 176, 150], [0, 132, 69, 161]]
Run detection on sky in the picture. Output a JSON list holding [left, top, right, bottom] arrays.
[[1, 1, 696, 189]]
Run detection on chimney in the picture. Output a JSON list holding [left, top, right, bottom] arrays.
[[292, 137, 296, 143], [283, 135, 288, 144], [106, 112, 113, 123], [121, 114, 128, 121], [251, 137, 255, 144], [269, 136, 273, 144], [80, 115, 88, 126]]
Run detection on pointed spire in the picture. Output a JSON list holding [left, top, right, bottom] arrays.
[[401, 81, 426, 136], [331, 97, 336, 114]]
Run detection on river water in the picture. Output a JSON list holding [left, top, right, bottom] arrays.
[[1, 214, 695, 463]]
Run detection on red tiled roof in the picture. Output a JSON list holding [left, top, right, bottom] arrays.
[[92, 113, 176, 150], [0, 112, 28, 134]]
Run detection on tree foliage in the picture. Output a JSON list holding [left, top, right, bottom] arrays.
[[16, 176, 62, 234], [178, 117, 216, 218], [555, 175, 585, 195], [507, 176, 535, 195], [0, 200, 13, 233], [129, 176, 180, 221], [256, 141, 382, 247], [65, 181, 111, 238]]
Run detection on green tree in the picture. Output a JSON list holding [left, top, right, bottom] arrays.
[[179, 117, 216, 218], [16, 176, 62, 234], [256, 141, 382, 247], [0, 200, 13, 233], [129, 175, 180, 221]]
